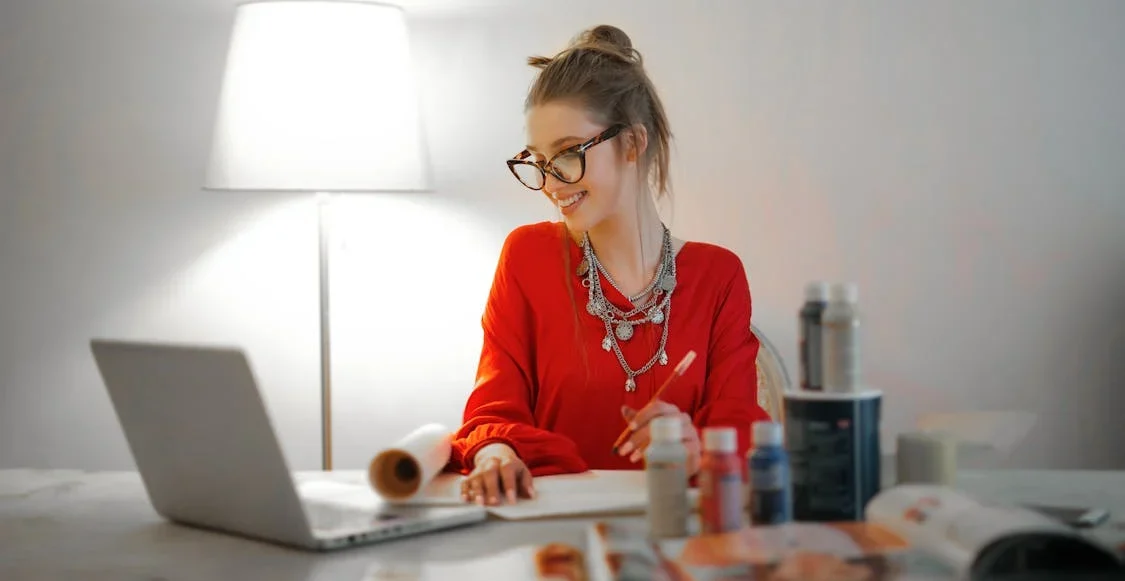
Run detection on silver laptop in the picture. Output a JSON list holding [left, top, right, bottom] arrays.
[[90, 338, 487, 551]]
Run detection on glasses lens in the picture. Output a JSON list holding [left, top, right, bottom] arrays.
[[550, 152, 583, 183], [511, 163, 545, 189]]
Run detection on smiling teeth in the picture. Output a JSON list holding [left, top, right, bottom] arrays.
[[558, 191, 586, 208]]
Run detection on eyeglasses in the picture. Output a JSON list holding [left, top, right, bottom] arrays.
[[507, 124, 625, 190]]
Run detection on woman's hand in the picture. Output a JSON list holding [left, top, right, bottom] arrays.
[[461, 442, 535, 506], [618, 400, 702, 475]]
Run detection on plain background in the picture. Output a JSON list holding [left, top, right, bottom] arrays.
[[1, 0, 1123, 471]]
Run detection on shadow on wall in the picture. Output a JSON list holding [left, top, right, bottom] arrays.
[[1018, 253, 1125, 470], [957, 251, 1125, 471]]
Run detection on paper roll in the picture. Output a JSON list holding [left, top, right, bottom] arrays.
[[368, 423, 453, 502]]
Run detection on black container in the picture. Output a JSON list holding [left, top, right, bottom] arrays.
[[798, 284, 829, 391], [783, 390, 882, 521]]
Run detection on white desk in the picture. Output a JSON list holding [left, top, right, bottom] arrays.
[[3, 469, 1124, 581]]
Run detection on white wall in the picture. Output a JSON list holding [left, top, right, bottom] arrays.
[[2, 0, 1123, 471]]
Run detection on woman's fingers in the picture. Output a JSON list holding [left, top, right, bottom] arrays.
[[621, 412, 697, 464], [462, 457, 535, 505], [518, 465, 536, 499], [622, 424, 651, 462], [627, 400, 681, 431], [462, 474, 485, 504], [479, 458, 503, 505], [499, 460, 520, 504], [618, 402, 683, 456]]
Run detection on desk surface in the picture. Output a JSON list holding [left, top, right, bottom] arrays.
[[3, 469, 1125, 581]]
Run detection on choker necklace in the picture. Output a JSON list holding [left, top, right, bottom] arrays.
[[577, 225, 677, 392]]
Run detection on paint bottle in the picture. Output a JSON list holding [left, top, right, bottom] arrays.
[[748, 421, 792, 525], [698, 427, 744, 534], [644, 416, 690, 539], [799, 281, 830, 391], [821, 282, 861, 393], [784, 389, 883, 521]]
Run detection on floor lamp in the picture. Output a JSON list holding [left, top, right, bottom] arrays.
[[202, 0, 430, 470]]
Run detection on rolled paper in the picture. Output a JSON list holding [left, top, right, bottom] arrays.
[[368, 423, 453, 502]]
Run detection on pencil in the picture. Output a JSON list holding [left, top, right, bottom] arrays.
[[610, 350, 697, 454]]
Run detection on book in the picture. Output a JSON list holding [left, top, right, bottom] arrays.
[[584, 484, 1125, 580]]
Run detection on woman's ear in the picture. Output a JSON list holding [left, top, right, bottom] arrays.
[[625, 124, 649, 162]]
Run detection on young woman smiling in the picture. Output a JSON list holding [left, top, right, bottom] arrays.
[[447, 25, 769, 506]]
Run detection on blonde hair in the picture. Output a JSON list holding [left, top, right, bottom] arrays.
[[525, 25, 673, 199]]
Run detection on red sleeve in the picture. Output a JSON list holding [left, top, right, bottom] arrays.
[[446, 228, 588, 476], [692, 255, 771, 478]]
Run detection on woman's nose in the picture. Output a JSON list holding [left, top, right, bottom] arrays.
[[543, 172, 567, 195]]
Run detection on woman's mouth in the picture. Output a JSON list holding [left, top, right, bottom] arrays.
[[557, 191, 587, 214]]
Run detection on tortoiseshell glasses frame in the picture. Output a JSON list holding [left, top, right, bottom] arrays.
[[506, 124, 626, 190]]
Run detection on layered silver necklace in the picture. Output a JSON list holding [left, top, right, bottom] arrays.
[[578, 225, 677, 392]]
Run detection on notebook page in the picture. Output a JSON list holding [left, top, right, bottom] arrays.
[[408, 470, 670, 519]]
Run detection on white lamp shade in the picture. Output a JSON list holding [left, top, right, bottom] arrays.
[[205, 0, 429, 192]]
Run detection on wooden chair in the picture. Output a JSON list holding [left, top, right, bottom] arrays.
[[752, 324, 791, 422]]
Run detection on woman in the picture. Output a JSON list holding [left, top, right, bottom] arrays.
[[448, 25, 770, 506]]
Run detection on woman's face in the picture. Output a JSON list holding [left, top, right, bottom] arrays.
[[524, 101, 636, 233]]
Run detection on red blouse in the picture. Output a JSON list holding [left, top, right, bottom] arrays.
[[446, 221, 769, 476]]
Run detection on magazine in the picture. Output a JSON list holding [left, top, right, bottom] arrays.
[[363, 542, 593, 581], [584, 484, 1125, 580]]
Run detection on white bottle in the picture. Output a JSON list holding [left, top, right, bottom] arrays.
[[645, 416, 690, 538], [821, 282, 861, 393]]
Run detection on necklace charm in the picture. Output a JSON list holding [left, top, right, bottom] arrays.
[[650, 308, 665, 325], [659, 351, 669, 366], [601, 335, 612, 351], [576, 258, 589, 277], [587, 299, 605, 317], [659, 274, 677, 293], [625, 377, 637, 392], [615, 321, 634, 341]]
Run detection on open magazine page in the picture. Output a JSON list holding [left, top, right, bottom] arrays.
[[585, 520, 958, 581], [364, 542, 591, 581], [865, 485, 1120, 578]]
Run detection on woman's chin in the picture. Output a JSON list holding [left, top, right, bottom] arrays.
[[560, 212, 588, 231], [560, 207, 603, 233]]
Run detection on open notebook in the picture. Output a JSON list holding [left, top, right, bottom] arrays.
[[334, 423, 700, 520], [301, 469, 698, 520]]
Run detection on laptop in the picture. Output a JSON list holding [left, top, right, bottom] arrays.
[[89, 338, 488, 551]]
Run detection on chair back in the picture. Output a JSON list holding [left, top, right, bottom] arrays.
[[752, 323, 791, 422]]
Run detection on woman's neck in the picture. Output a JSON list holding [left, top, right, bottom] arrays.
[[584, 193, 665, 297]]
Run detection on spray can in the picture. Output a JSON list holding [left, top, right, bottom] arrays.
[[748, 421, 792, 525], [645, 416, 690, 539], [821, 282, 861, 393], [699, 427, 744, 534], [799, 281, 830, 391]]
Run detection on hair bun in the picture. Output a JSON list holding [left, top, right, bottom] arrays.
[[581, 25, 633, 52], [569, 24, 640, 66]]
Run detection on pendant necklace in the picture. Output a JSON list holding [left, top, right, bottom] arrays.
[[578, 225, 677, 391]]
